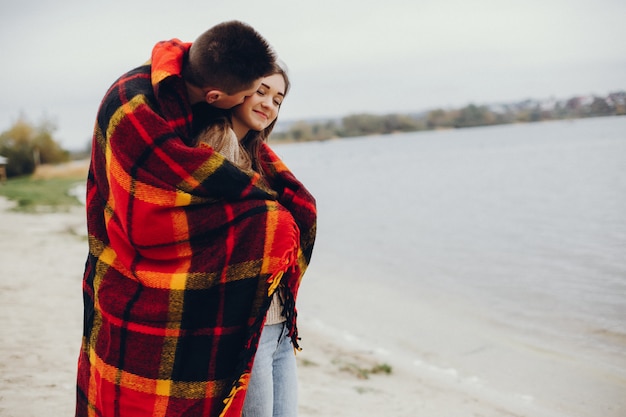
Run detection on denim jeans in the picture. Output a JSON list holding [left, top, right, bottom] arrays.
[[242, 322, 298, 417]]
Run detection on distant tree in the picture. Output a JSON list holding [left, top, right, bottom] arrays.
[[382, 114, 423, 132], [310, 120, 339, 140], [286, 121, 314, 142], [453, 104, 494, 127], [0, 118, 69, 177], [589, 97, 612, 116], [341, 114, 385, 137], [426, 109, 454, 129]]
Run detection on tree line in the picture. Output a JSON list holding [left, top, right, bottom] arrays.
[[272, 90, 626, 142], [1, 91, 624, 178], [0, 118, 69, 177]]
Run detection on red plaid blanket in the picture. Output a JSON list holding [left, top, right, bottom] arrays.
[[76, 39, 316, 417]]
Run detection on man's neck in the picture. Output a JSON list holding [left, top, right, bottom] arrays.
[[185, 81, 206, 105]]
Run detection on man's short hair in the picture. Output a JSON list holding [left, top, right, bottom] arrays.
[[184, 21, 276, 94]]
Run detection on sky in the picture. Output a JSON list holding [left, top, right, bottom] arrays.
[[1, 0, 625, 150]]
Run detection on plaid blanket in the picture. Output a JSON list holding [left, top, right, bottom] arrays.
[[76, 39, 316, 417]]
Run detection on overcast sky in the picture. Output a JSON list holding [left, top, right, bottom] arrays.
[[1, 0, 625, 150]]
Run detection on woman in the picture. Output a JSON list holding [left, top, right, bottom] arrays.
[[194, 67, 287, 173], [195, 65, 311, 417]]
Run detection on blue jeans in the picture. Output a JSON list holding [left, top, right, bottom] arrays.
[[242, 322, 298, 417]]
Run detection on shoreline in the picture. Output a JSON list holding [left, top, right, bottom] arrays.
[[0, 201, 512, 416], [297, 252, 626, 417], [1, 199, 624, 416]]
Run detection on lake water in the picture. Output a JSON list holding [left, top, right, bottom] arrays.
[[274, 116, 626, 416]]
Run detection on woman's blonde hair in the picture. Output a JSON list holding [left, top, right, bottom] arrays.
[[195, 118, 252, 170]]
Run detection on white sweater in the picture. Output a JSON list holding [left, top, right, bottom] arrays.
[[265, 290, 286, 325]]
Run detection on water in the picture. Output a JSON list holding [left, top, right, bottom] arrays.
[[274, 116, 626, 414]]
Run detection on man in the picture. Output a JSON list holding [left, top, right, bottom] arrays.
[[182, 22, 275, 109], [75, 21, 315, 417]]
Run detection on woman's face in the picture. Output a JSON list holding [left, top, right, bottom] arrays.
[[232, 73, 286, 132]]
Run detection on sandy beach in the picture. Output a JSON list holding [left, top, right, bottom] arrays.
[[3, 118, 626, 417], [0, 196, 546, 417]]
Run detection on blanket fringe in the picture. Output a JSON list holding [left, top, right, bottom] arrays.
[[281, 285, 301, 351]]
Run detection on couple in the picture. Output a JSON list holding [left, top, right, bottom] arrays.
[[76, 21, 316, 417]]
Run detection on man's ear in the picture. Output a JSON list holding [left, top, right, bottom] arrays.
[[205, 90, 223, 104]]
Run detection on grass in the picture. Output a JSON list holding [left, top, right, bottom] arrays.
[[336, 359, 393, 380], [298, 358, 319, 367], [0, 160, 88, 212], [0, 175, 84, 212]]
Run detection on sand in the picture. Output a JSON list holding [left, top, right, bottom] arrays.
[[0, 196, 604, 417]]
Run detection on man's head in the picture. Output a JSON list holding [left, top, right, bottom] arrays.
[[184, 20, 276, 109]]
